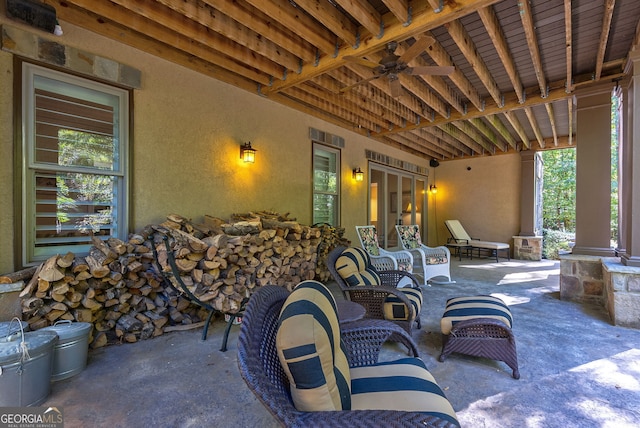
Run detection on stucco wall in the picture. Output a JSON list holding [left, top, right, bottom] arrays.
[[0, 15, 523, 273], [428, 154, 521, 248]]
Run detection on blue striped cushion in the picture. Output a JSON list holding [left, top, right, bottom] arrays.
[[350, 357, 459, 426], [276, 280, 351, 411], [383, 287, 422, 321], [441, 295, 513, 335], [335, 247, 381, 287]]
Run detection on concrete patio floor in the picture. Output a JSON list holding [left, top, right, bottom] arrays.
[[42, 257, 640, 427]]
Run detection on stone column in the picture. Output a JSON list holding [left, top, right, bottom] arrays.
[[572, 82, 616, 257], [619, 51, 640, 267]]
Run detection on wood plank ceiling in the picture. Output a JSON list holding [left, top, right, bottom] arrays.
[[44, 0, 640, 161]]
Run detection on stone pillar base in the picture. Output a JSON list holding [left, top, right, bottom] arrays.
[[603, 260, 640, 328], [559, 255, 608, 305], [513, 236, 542, 261]]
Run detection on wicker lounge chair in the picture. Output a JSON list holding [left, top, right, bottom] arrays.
[[395, 224, 453, 285], [444, 220, 510, 262], [327, 246, 422, 335], [355, 225, 414, 273], [237, 282, 460, 427]]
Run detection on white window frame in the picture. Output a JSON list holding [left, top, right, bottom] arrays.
[[312, 143, 341, 226], [21, 62, 129, 265]]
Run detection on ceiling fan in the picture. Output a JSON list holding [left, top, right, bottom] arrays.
[[341, 35, 454, 97]]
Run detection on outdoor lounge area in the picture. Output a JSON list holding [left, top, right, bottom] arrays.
[[41, 258, 640, 427]]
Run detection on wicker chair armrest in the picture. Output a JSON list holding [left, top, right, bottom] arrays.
[[379, 248, 414, 266], [294, 410, 460, 428], [341, 319, 419, 367], [343, 284, 417, 321], [419, 244, 451, 259], [378, 270, 420, 288], [449, 318, 515, 340]]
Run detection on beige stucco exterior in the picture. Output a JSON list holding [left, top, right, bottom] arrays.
[[0, 16, 522, 273]]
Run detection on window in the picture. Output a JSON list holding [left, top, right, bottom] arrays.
[[20, 63, 129, 265], [312, 144, 340, 225]]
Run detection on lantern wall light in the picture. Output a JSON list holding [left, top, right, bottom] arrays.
[[240, 142, 256, 163], [430, 184, 438, 194], [352, 167, 364, 182]]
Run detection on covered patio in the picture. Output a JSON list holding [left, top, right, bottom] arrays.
[[42, 258, 640, 427]]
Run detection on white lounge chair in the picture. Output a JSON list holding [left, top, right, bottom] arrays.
[[444, 220, 510, 262], [395, 225, 453, 285], [355, 226, 414, 276]]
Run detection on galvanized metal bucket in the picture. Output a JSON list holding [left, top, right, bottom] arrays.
[[40, 320, 92, 381], [0, 320, 58, 406]]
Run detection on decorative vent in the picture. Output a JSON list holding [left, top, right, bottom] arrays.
[[365, 150, 429, 176], [309, 127, 344, 148]]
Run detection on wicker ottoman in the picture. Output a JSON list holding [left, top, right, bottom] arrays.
[[439, 295, 520, 379]]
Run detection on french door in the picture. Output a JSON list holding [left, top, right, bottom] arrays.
[[369, 165, 427, 249]]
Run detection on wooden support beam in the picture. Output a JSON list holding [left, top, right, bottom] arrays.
[[503, 111, 530, 149], [422, 127, 474, 157], [485, 114, 517, 150], [469, 118, 507, 152], [523, 107, 545, 149], [595, 0, 616, 80], [445, 19, 503, 108], [381, 0, 411, 24], [292, 0, 358, 47], [412, 129, 459, 158], [545, 103, 559, 146], [332, 0, 382, 38], [398, 74, 449, 118], [452, 121, 496, 154], [519, 0, 547, 97], [564, 0, 573, 92], [478, 5, 525, 103]]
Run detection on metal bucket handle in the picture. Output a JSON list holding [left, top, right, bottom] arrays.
[[0, 317, 31, 376], [53, 320, 73, 327]]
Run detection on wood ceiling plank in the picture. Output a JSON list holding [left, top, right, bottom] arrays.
[[595, 0, 616, 80], [523, 106, 545, 149], [292, 0, 358, 47], [203, 0, 316, 62], [392, 133, 446, 159], [565, 0, 573, 91], [440, 123, 485, 155], [485, 114, 517, 149], [97, 0, 286, 78], [503, 110, 530, 149], [155, 0, 302, 72], [244, 0, 337, 55], [452, 120, 496, 154], [519, 0, 547, 97], [445, 19, 503, 108], [398, 74, 449, 118], [545, 103, 559, 146], [412, 129, 459, 158], [478, 5, 525, 103], [381, 0, 410, 24], [422, 126, 473, 157], [332, 0, 382, 38]]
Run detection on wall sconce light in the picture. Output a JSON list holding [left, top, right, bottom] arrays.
[[240, 142, 256, 163], [430, 184, 438, 194], [352, 167, 364, 182]]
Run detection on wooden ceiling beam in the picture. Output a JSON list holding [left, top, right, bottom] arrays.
[[503, 111, 530, 149], [523, 106, 545, 149], [469, 118, 507, 152], [154, 0, 302, 72], [204, 0, 316, 63], [545, 103, 559, 146], [519, 0, 548, 97], [445, 19, 503, 108], [595, 0, 616, 80], [398, 74, 449, 119], [95, 0, 286, 78], [440, 123, 485, 155], [478, 5, 525, 104], [421, 126, 473, 157], [392, 133, 446, 159], [452, 121, 496, 154], [381, 0, 410, 24], [565, 0, 573, 92], [244, 0, 337, 55], [53, 0, 276, 85], [292, 0, 358, 47], [261, 0, 503, 95], [485, 114, 517, 150], [412, 129, 459, 158], [332, 0, 382, 38]]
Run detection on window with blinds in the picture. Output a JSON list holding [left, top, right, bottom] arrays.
[[22, 63, 129, 265], [312, 144, 340, 226]]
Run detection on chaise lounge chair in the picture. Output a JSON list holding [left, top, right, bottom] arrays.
[[444, 220, 510, 262]]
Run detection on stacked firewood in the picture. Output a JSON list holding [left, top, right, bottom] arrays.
[[11, 211, 345, 348]]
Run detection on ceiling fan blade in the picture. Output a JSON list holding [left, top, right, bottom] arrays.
[[339, 75, 380, 93], [389, 77, 402, 98], [343, 55, 380, 69], [407, 65, 455, 76], [398, 35, 435, 64]]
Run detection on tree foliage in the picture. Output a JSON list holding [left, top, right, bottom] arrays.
[[541, 148, 576, 232]]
